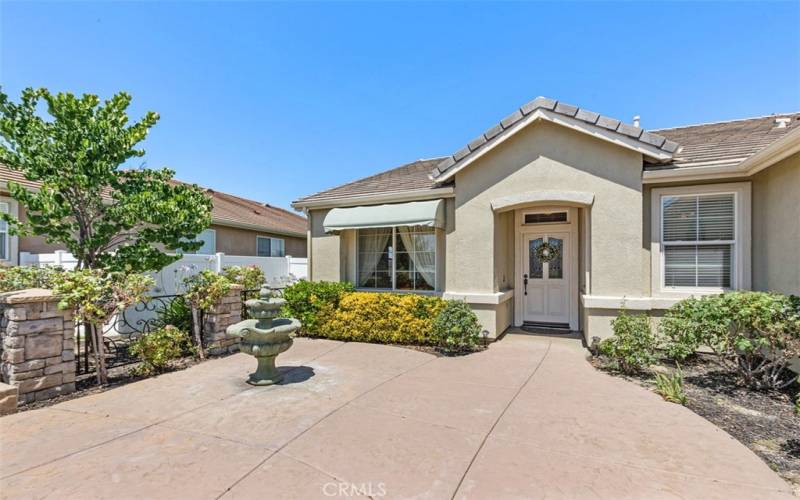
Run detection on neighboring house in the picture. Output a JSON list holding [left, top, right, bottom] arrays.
[[0, 165, 307, 264], [293, 97, 800, 340]]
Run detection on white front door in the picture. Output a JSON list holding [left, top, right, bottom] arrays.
[[522, 232, 571, 325]]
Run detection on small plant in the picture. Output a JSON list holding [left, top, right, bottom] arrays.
[[598, 308, 656, 374], [659, 294, 732, 361], [154, 295, 193, 333], [221, 265, 265, 290], [431, 300, 481, 354], [183, 270, 233, 311], [653, 367, 688, 405], [129, 326, 192, 375], [0, 265, 65, 292], [282, 280, 354, 334]]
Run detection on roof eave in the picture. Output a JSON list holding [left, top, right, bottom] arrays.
[[292, 186, 455, 210], [642, 127, 800, 184], [431, 109, 674, 184], [211, 218, 306, 238]]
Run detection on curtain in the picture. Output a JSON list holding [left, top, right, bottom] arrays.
[[398, 228, 436, 289], [358, 230, 391, 286]]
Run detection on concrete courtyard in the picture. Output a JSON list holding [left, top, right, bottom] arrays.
[[0, 334, 793, 499]]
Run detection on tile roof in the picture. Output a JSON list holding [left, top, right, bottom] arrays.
[[0, 164, 307, 237], [431, 96, 678, 180], [293, 158, 448, 205], [644, 113, 800, 171]]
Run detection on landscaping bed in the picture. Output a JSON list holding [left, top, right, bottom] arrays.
[[592, 354, 800, 493]]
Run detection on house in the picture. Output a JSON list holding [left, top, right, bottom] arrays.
[[0, 164, 308, 264], [292, 97, 800, 340]]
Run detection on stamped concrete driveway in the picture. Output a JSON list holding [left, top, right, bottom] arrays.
[[0, 334, 793, 499]]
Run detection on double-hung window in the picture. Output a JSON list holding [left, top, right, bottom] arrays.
[[653, 183, 750, 294], [257, 236, 285, 257], [357, 227, 436, 291]]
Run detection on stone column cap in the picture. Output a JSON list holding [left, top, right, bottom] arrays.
[[0, 288, 58, 304]]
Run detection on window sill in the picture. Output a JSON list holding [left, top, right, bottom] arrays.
[[355, 288, 441, 297]]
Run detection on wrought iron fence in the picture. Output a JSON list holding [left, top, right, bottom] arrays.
[[75, 294, 191, 375]]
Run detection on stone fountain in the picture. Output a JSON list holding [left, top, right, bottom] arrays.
[[226, 284, 299, 385]]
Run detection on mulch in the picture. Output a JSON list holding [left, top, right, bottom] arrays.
[[592, 354, 800, 493]]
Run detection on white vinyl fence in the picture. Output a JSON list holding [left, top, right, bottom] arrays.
[[20, 251, 308, 292]]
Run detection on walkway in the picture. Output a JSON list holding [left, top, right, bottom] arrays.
[[0, 335, 792, 499]]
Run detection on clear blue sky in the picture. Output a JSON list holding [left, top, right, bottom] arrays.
[[2, 1, 799, 211]]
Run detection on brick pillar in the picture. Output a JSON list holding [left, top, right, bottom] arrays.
[[0, 288, 76, 404], [202, 285, 243, 356]]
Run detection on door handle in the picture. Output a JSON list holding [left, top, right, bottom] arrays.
[[523, 274, 528, 295]]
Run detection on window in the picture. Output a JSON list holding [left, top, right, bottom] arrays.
[[257, 236, 285, 257], [653, 183, 750, 294], [186, 229, 216, 255], [0, 202, 8, 261], [357, 227, 436, 291], [524, 212, 568, 224]]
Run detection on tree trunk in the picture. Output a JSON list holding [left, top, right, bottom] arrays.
[[89, 323, 108, 385], [192, 307, 205, 360]]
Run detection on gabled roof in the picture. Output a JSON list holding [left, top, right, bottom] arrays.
[[0, 164, 307, 237], [292, 158, 450, 208], [644, 113, 800, 171], [430, 96, 678, 183]]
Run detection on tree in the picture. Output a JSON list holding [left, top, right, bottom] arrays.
[[0, 88, 213, 273]]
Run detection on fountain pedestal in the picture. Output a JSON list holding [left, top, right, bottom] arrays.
[[226, 285, 300, 385]]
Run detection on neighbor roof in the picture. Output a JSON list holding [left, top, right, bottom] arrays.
[[0, 164, 307, 237], [644, 113, 800, 171], [293, 158, 448, 206]]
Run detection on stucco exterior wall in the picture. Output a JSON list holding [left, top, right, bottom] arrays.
[[309, 208, 343, 282], [752, 153, 800, 295], [448, 120, 647, 298], [211, 224, 307, 257]]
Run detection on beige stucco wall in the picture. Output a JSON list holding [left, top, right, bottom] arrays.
[[752, 153, 800, 295], [448, 120, 647, 299], [211, 224, 307, 258], [309, 208, 343, 282]]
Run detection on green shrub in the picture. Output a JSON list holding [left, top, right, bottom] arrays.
[[282, 280, 354, 334], [432, 300, 481, 354], [654, 367, 688, 405], [660, 294, 732, 361], [129, 326, 192, 375], [154, 295, 193, 333], [316, 292, 444, 344], [221, 265, 265, 290], [0, 265, 64, 292], [660, 292, 800, 390], [183, 270, 232, 311], [598, 309, 656, 374], [717, 292, 800, 390]]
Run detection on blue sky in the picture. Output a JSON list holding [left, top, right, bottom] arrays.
[[2, 1, 799, 211]]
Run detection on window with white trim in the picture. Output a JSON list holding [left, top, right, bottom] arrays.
[[652, 181, 752, 295], [357, 227, 436, 291], [257, 236, 285, 257], [0, 202, 8, 261]]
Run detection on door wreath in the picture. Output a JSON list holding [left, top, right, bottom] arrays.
[[535, 241, 560, 263]]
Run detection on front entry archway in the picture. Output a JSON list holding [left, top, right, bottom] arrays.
[[514, 206, 580, 331]]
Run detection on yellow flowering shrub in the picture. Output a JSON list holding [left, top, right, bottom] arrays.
[[316, 292, 445, 345]]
